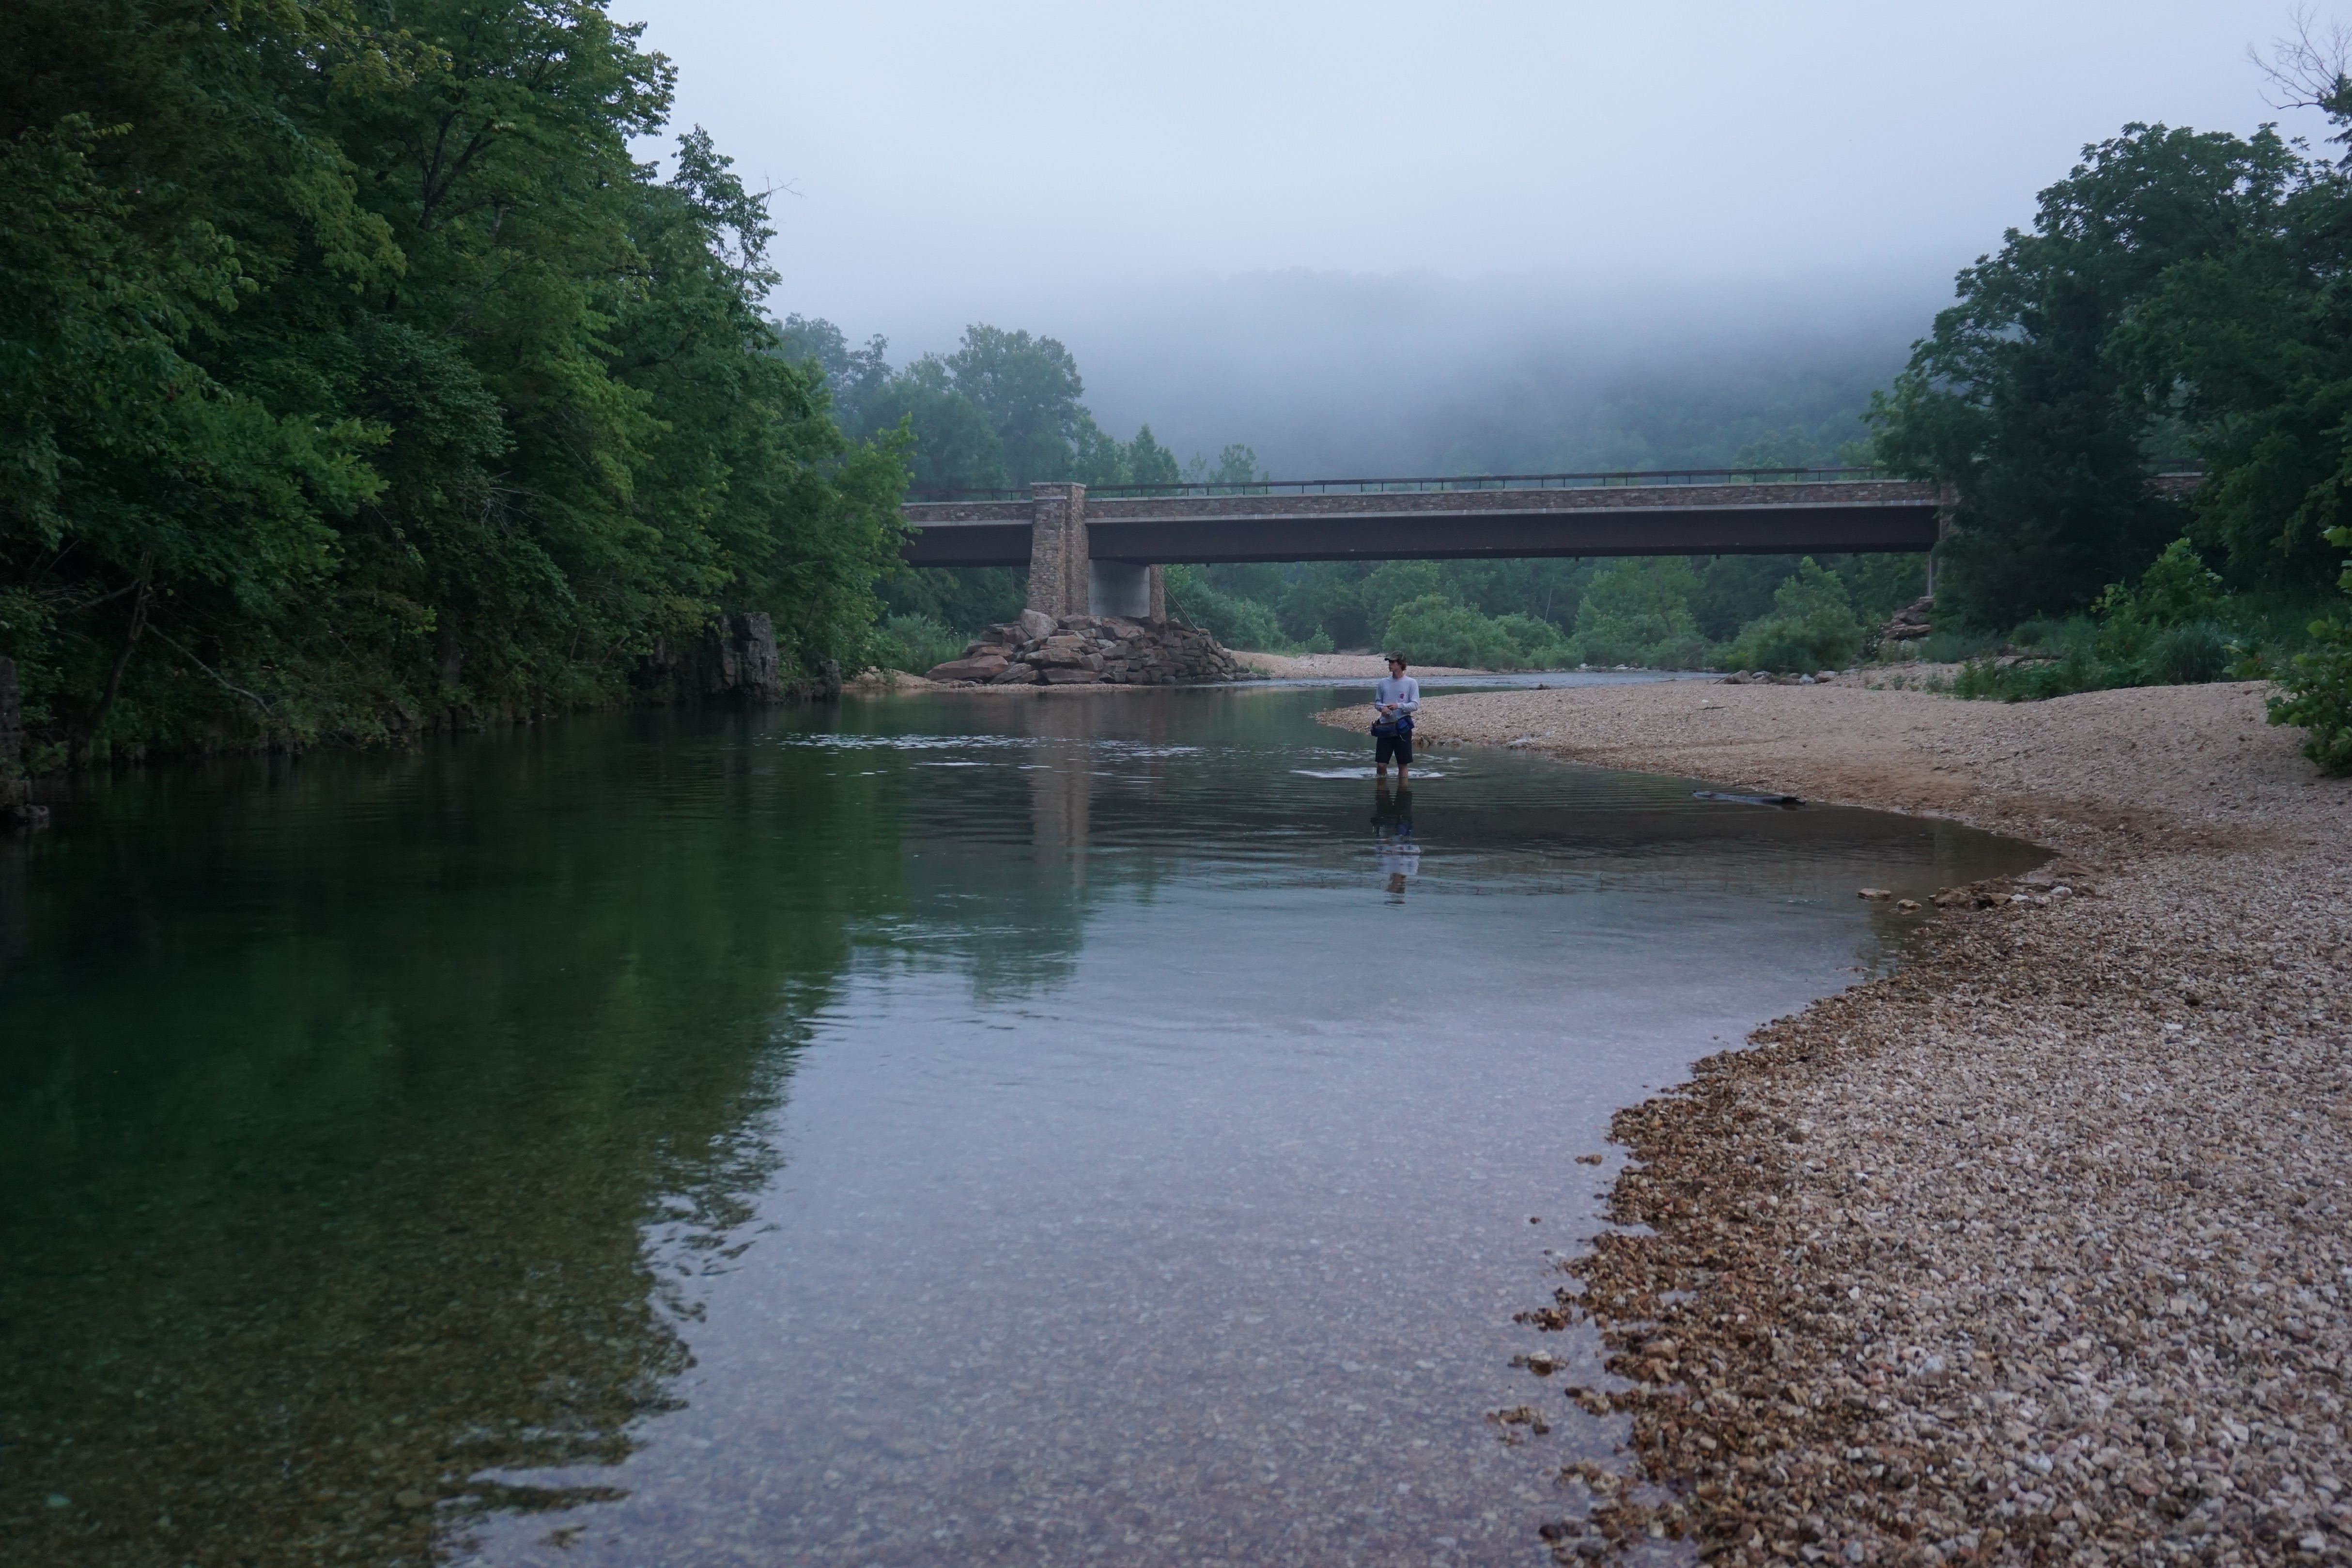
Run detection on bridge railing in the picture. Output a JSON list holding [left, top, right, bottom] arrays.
[[907, 459, 2205, 505], [913, 466, 1899, 503]]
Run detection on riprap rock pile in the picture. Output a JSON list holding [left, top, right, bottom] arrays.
[[927, 614, 1248, 686]]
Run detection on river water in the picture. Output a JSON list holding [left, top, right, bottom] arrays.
[[0, 681, 2038, 1567]]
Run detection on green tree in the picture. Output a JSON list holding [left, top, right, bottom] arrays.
[[1871, 124, 2288, 625], [1163, 564, 1283, 648], [1725, 558, 1865, 672], [945, 324, 1086, 484], [863, 359, 1007, 495], [1572, 559, 1710, 667], [0, 0, 909, 762], [773, 314, 890, 432], [2269, 526, 2352, 770], [1125, 424, 1181, 487]]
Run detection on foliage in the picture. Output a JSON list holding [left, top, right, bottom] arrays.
[[2270, 615, 2352, 773], [2269, 524, 2352, 772], [1163, 565, 1286, 650], [1872, 123, 2292, 625], [0, 0, 909, 764], [1571, 559, 1713, 668], [1940, 535, 2296, 700], [797, 319, 1202, 497], [860, 358, 1008, 493], [870, 613, 964, 676], [2091, 538, 2228, 661], [1380, 595, 1572, 669], [2144, 621, 2232, 685], [878, 565, 1026, 635], [1191, 445, 1267, 487], [1724, 558, 1865, 673]]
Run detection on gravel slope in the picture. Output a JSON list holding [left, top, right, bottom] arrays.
[[1323, 681, 2352, 1567]]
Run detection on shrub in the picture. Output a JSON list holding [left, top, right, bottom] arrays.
[[1493, 613, 1576, 667], [1903, 625, 2007, 664], [2095, 538, 2226, 652], [2269, 616, 2352, 774], [1379, 598, 1574, 669], [873, 613, 964, 674], [1726, 558, 1865, 672], [1573, 559, 1712, 667], [1950, 642, 2115, 702], [2269, 524, 2352, 774], [1166, 565, 1289, 650], [1384, 595, 1506, 666]]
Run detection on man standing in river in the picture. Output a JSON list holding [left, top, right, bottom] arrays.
[[1372, 654, 1419, 783]]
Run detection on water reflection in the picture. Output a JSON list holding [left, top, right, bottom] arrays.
[[1372, 783, 1418, 899], [0, 688, 2041, 1568]]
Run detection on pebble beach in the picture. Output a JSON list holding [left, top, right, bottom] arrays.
[[1324, 679, 2351, 1567]]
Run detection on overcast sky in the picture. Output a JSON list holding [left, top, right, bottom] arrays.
[[623, 0, 2339, 469]]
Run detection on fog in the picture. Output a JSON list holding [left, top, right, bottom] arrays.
[[625, 0, 2336, 475]]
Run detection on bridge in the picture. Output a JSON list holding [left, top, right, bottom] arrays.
[[899, 468, 1947, 620]]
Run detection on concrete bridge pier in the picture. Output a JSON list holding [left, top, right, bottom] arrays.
[[1087, 559, 1159, 619], [1027, 482, 1164, 620]]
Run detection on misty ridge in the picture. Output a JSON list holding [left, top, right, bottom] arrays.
[[778, 268, 1943, 485]]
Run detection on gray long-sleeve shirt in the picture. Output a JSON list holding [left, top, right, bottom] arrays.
[[1373, 675, 1420, 714]]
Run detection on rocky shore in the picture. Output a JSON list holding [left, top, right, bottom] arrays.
[[1323, 680, 2350, 1567], [927, 610, 1249, 686], [1230, 651, 1487, 679]]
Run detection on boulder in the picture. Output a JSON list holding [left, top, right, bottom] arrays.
[[1018, 608, 1057, 643], [990, 663, 1041, 685], [927, 653, 1010, 683]]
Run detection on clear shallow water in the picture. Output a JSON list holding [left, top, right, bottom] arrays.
[[0, 685, 2039, 1567]]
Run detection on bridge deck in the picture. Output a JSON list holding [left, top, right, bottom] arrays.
[[900, 477, 1944, 568]]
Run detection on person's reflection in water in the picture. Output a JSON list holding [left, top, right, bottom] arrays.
[[1371, 782, 1419, 900]]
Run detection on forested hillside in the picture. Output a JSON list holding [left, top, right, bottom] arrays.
[[0, 0, 907, 768]]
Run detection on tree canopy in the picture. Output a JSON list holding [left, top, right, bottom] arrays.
[[1, 0, 908, 764], [782, 317, 1253, 496], [1873, 111, 2352, 627]]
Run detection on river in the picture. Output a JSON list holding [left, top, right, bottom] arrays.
[[0, 680, 2039, 1567]]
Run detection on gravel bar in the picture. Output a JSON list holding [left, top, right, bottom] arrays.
[[1323, 679, 2351, 1567]]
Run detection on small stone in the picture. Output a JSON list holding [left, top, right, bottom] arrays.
[[393, 1489, 433, 1510], [1858, 888, 1892, 900]]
